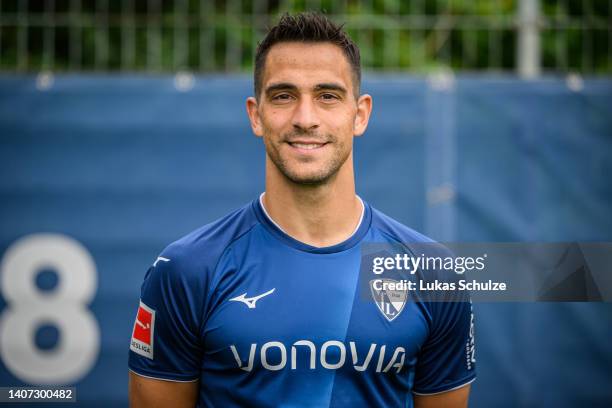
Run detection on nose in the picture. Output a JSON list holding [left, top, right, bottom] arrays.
[[291, 97, 320, 131]]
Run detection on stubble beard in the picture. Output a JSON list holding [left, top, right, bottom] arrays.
[[264, 130, 351, 186]]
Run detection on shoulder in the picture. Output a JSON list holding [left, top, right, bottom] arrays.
[[372, 208, 446, 252], [134, 202, 261, 343], [156, 200, 260, 278], [369, 205, 453, 260], [370, 207, 435, 244]]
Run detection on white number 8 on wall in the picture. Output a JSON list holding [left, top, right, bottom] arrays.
[[0, 234, 99, 384]]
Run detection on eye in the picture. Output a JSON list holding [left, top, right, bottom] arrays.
[[271, 93, 294, 101], [319, 93, 340, 102]]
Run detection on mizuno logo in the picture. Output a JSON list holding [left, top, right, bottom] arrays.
[[229, 288, 275, 309], [153, 256, 170, 267]]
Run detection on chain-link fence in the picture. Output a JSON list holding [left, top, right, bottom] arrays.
[[0, 0, 610, 76]]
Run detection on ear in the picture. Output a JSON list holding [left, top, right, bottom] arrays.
[[246, 97, 264, 137], [353, 94, 372, 137]]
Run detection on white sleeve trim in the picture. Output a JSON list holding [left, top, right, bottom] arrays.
[[412, 377, 476, 396], [129, 369, 199, 383]]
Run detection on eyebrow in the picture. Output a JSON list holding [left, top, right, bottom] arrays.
[[264, 82, 348, 97], [313, 83, 347, 95], [264, 82, 298, 97]]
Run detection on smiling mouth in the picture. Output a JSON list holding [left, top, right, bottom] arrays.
[[288, 142, 328, 150]]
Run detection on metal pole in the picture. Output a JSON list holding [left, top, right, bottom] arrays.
[[517, 0, 540, 78]]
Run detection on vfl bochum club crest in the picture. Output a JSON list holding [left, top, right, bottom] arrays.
[[370, 279, 408, 322]]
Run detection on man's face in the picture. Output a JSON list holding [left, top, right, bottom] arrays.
[[247, 42, 371, 185]]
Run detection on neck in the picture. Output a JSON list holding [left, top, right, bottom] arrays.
[[262, 157, 363, 248]]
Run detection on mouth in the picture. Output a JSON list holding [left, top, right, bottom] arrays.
[[287, 142, 328, 150]]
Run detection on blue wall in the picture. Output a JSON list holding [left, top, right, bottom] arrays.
[[0, 75, 611, 406]]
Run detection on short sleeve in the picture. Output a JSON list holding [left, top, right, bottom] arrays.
[[412, 298, 476, 395], [128, 251, 204, 381]]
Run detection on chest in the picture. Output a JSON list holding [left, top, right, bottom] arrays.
[[201, 249, 430, 374]]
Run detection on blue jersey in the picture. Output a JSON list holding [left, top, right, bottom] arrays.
[[129, 197, 476, 407]]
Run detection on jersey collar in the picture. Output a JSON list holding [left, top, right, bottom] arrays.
[[252, 193, 372, 254]]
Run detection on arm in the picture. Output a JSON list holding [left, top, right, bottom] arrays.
[[413, 384, 471, 408], [129, 371, 199, 408], [129, 252, 206, 407]]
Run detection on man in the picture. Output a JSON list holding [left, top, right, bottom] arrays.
[[129, 12, 475, 408]]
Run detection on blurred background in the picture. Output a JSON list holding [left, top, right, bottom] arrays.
[[0, 0, 611, 74], [0, 1, 611, 407]]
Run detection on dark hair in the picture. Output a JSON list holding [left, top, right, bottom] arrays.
[[254, 12, 361, 99]]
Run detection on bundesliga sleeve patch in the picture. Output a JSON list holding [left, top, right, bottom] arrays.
[[130, 300, 155, 359]]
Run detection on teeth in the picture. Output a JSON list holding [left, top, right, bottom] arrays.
[[291, 143, 323, 150]]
